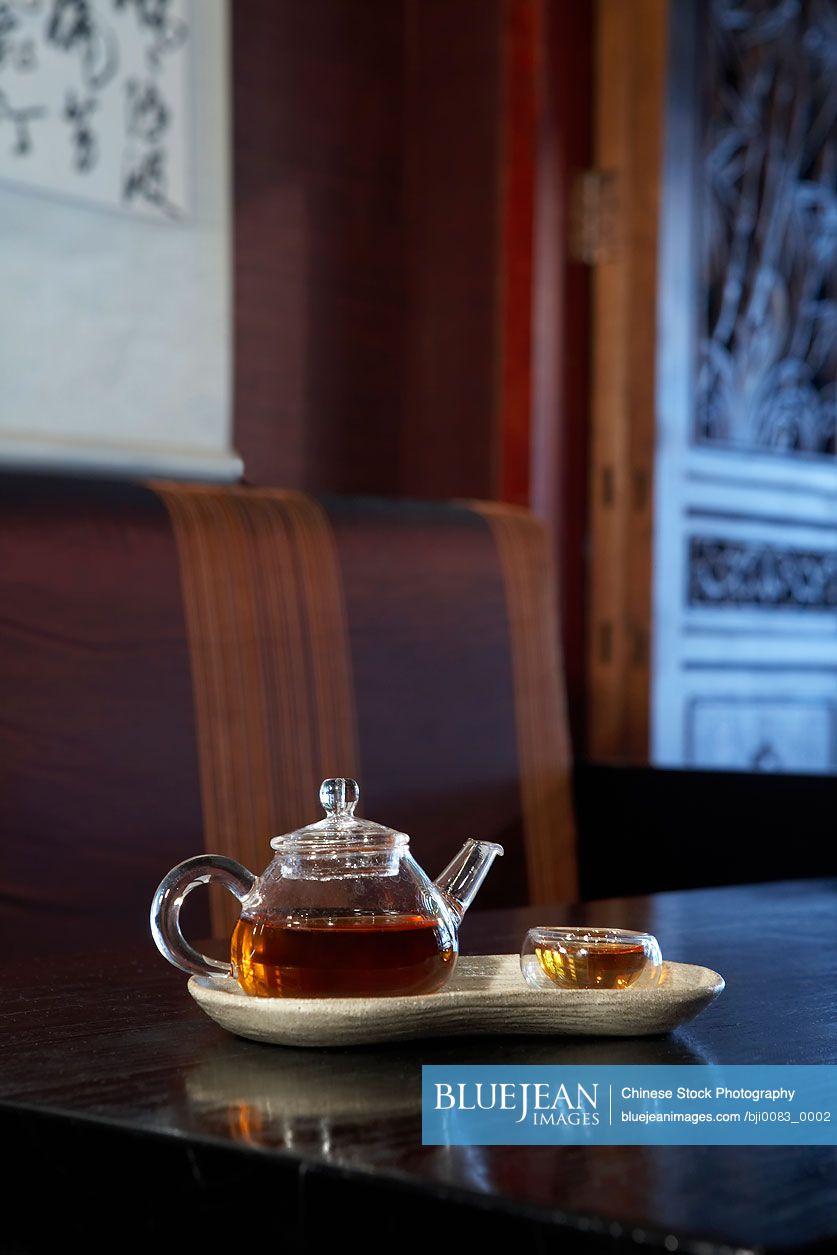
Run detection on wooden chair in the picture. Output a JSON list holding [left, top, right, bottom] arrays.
[[0, 473, 576, 956]]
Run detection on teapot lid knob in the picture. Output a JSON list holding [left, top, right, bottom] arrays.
[[319, 777, 359, 817]]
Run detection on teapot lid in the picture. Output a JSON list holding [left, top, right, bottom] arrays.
[[270, 778, 408, 849]]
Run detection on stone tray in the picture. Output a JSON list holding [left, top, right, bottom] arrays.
[[188, 953, 725, 1048]]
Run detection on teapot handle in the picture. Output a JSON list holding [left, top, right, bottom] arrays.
[[150, 855, 257, 979]]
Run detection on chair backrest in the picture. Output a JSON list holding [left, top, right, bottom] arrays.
[[0, 474, 576, 956]]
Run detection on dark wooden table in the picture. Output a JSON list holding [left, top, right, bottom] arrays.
[[2, 879, 836, 1254]]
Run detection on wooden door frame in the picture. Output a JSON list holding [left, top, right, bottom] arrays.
[[587, 0, 669, 762]]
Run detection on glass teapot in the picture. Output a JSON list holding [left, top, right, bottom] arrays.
[[150, 778, 503, 998]]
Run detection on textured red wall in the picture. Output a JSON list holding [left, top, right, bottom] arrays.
[[232, 0, 508, 500], [231, 0, 592, 746], [232, 0, 407, 495]]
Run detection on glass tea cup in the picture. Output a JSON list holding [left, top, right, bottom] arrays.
[[521, 926, 663, 991]]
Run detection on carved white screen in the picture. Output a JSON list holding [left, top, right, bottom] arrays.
[[0, 0, 239, 481], [652, 0, 837, 776]]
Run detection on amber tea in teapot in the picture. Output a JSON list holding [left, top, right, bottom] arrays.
[[151, 778, 502, 999], [231, 911, 455, 997]]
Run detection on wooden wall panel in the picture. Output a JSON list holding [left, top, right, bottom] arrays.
[[400, 0, 504, 501], [232, 0, 544, 506], [232, 0, 406, 495], [498, 0, 540, 509], [231, 0, 594, 748]]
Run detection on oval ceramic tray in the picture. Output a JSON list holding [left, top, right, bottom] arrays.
[[188, 954, 724, 1047]]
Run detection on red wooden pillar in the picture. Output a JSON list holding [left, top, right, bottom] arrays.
[[497, 0, 593, 749]]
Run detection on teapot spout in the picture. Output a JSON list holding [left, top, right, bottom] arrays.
[[433, 840, 504, 922]]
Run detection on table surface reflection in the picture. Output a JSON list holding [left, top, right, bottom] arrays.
[[2, 878, 836, 1253]]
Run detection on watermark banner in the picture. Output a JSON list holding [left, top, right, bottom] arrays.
[[422, 1066, 837, 1145]]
